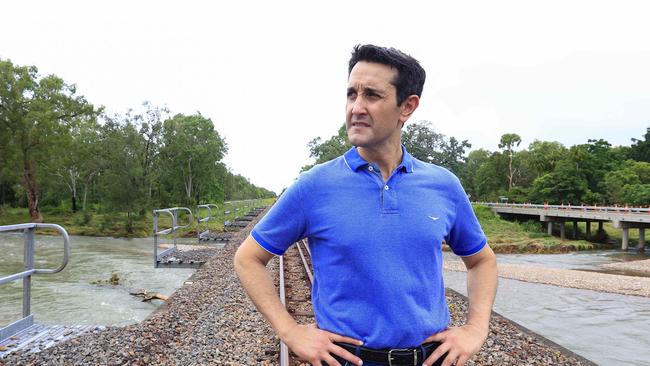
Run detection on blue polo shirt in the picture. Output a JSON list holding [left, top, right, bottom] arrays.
[[251, 146, 486, 349]]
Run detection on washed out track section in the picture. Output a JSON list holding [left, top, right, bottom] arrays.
[[2, 208, 277, 366], [156, 244, 224, 268]]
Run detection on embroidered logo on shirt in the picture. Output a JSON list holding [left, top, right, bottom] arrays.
[[428, 215, 440, 221]]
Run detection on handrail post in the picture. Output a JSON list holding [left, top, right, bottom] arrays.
[[153, 210, 159, 268], [173, 210, 178, 249], [23, 226, 35, 318]]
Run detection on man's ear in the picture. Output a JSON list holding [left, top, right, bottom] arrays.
[[399, 95, 420, 125]]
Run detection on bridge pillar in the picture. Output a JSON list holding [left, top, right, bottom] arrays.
[[560, 223, 566, 240], [598, 221, 604, 234], [573, 221, 579, 239], [586, 221, 591, 238], [639, 228, 646, 252], [547, 221, 553, 235], [622, 226, 629, 250]]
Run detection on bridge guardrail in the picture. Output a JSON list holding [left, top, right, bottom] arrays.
[[475, 202, 650, 215]]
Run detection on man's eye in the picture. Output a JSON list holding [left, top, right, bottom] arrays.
[[347, 91, 357, 99]]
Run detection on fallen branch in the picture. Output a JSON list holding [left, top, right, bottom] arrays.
[[129, 289, 169, 302]]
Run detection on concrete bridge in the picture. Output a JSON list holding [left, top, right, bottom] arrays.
[[480, 202, 650, 251]]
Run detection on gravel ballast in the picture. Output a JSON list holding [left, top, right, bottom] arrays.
[[444, 259, 650, 298]]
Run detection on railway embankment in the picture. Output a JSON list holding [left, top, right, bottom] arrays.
[[3, 209, 597, 365]]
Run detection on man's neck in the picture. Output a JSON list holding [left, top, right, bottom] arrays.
[[356, 143, 403, 181]]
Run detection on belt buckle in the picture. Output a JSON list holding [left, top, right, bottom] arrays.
[[387, 348, 417, 366]]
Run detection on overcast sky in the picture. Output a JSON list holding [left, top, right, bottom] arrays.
[[2, 1, 649, 194]]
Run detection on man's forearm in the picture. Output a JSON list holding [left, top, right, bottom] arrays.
[[464, 247, 498, 332], [234, 238, 297, 340]]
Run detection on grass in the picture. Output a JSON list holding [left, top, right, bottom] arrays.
[[473, 205, 595, 253], [0, 198, 275, 238]]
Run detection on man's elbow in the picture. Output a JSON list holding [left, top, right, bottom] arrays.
[[233, 244, 248, 277], [464, 244, 497, 270], [233, 235, 271, 277]]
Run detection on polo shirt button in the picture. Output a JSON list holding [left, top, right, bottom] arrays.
[[368, 166, 374, 171], [384, 185, 389, 190]]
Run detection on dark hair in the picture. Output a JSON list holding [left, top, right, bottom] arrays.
[[348, 44, 426, 106]]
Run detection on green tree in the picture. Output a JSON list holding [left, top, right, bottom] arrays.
[[472, 151, 509, 201], [526, 140, 567, 177], [529, 161, 589, 204], [51, 119, 102, 212], [0, 59, 99, 221], [498, 133, 522, 191], [159, 113, 227, 205], [401, 121, 470, 174], [132, 102, 167, 205], [603, 168, 640, 203], [96, 117, 148, 231], [461, 149, 493, 200], [401, 121, 445, 162], [623, 184, 650, 206], [631, 161, 650, 183], [630, 127, 650, 163], [302, 124, 351, 171]]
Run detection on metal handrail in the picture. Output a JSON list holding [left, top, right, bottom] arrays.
[[153, 207, 193, 267], [475, 202, 650, 215], [197, 204, 219, 240], [222, 199, 262, 226], [0, 223, 71, 341]]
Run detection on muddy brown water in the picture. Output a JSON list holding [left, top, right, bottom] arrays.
[[0, 233, 196, 327]]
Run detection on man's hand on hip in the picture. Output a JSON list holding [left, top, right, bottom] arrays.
[[421, 324, 487, 366], [283, 323, 364, 366]]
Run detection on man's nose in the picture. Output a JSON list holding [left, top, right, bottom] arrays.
[[350, 97, 367, 115]]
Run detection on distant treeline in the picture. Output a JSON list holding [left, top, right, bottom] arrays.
[[0, 58, 275, 223], [305, 122, 650, 206]]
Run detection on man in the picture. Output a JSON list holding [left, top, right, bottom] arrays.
[[234, 44, 497, 366]]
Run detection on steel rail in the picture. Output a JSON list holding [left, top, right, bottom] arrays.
[[296, 240, 314, 285], [279, 240, 315, 366], [278, 255, 290, 366]]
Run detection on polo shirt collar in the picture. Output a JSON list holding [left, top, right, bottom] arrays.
[[343, 146, 414, 173]]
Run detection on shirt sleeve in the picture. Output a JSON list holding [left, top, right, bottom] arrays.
[[251, 175, 308, 256], [445, 177, 487, 257]]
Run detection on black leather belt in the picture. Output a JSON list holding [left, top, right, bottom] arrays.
[[335, 341, 441, 366]]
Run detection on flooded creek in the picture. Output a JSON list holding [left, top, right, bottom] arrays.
[[0, 233, 196, 327], [444, 250, 650, 366]]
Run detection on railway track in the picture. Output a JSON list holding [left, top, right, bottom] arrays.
[[279, 239, 314, 366]]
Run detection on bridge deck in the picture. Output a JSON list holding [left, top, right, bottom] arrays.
[[491, 205, 650, 225], [482, 203, 649, 250]]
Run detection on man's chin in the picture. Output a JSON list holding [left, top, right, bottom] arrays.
[[347, 134, 369, 147]]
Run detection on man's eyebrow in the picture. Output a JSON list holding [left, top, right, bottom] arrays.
[[362, 86, 386, 96], [347, 85, 388, 97]]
